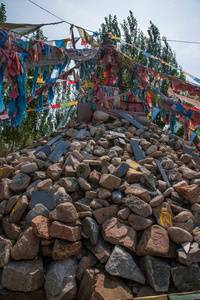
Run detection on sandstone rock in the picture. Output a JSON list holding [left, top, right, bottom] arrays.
[[60, 177, 79, 192], [177, 242, 200, 265], [78, 177, 91, 190], [168, 227, 193, 244], [46, 164, 62, 180], [173, 211, 193, 223], [84, 236, 111, 263], [52, 239, 82, 260], [5, 195, 19, 214], [45, 258, 77, 300], [123, 194, 152, 217], [176, 184, 200, 205], [93, 110, 109, 122], [112, 162, 130, 178], [118, 207, 131, 219], [89, 169, 101, 183], [11, 227, 40, 260], [0, 235, 14, 268], [125, 185, 151, 202], [105, 245, 145, 283], [2, 217, 22, 240], [21, 163, 38, 174], [142, 255, 170, 292], [9, 195, 29, 223], [128, 213, 152, 231], [93, 205, 119, 224], [99, 174, 121, 190], [0, 179, 13, 200], [9, 173, 31, 192], [153, 202, 173, 229], [76, 163, 91, 178], [97, 187, 111, 199], [49, 202, 78, 223], [37, 178, 52, 191], [102, 217, 137, 252], [137, 225, 169, 256], [26, 203, 49, 222], [76, 253, 98, 281], [1, 259, 44, 292], [0, 165, 14, 180], [50, 221, 82, 241], [31, 216, 51, 239], [149, 195, 164, 207], [77, 269, 133, 300]]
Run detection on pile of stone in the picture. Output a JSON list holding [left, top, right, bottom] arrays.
[[1, 111, 200, 299]]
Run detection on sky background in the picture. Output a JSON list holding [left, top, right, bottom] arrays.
[[2, 0, 200, 85]]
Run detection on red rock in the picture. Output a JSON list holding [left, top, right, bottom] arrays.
[[9, 195, 29, 223], [77, 268, 133, 300], [52, 239, 82, 260], [176, 184, 200, 205], [11, 227, 40, 260], [99, 174, 121, 190], [136, 225, 169, 256], [93, 205, 119, 224], [102, 217, 137, 252], [50, 221, 82, 241], [49, 202, 78, 223], [31, 216, 51, 239]]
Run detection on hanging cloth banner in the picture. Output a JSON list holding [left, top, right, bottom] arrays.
[[182, 71, 200, 85], [151, 107, 160, 119], [0, 21, 64, 35], [76, 26, 99, 47], [174, 121, 182, 133], [0, 67, 5, 113], [190, 131, 197, 141], [0, 100, 78, 120]]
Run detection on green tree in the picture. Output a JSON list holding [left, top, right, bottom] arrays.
[[0, 3, 6, 22]]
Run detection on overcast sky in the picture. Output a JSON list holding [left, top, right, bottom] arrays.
[[2, 0, 200, 85]]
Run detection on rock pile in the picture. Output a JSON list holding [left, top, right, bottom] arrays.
[[1, 112, 200, 299]]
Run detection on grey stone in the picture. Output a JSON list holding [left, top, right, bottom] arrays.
[[123, 194, 152, 217], [1, 259, 44, 292], [44, 258, 77, 300], [112, 162, 130, 178], [82, 217, 99, 245], [26, 203, 49, 222], [0, 235, 14, 268], [177, 242, 200, 265], [84, 236, 111, 263], [171, 263, 200, 292], [142, 255, 170, 292], [105, 245, 145, 284]]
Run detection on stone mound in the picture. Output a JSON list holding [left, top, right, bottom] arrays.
[[1, 114, 200, 299]]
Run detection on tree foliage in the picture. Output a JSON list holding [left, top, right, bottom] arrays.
[[99, 10, 185, 94]]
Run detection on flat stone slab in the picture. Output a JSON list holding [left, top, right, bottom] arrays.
[[30, 191, 54, 210]]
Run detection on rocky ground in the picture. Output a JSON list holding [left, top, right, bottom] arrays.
[[1, 111, 200, 299]]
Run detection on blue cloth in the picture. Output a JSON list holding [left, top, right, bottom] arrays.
[[142, 51, 151, 58], [7, 98, 16, 118], [39, 93, 43, 108], [43, 44, 50, 55], [55, 40, 65, 48], [0, 67, 5, 113], [15, 38, 28, 50], [176, 102, 184, 115], [31, 67, 39, 98], [170, 120, 176, 134], [0, 31, 7, 47], [48, 86, 54, 103]]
